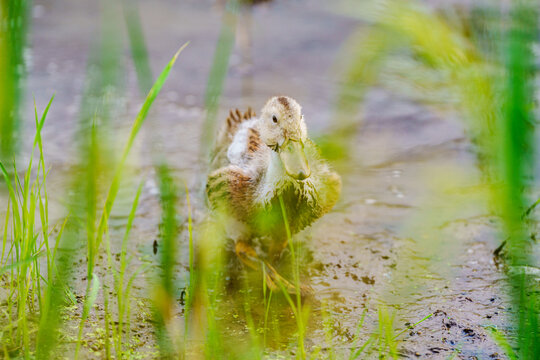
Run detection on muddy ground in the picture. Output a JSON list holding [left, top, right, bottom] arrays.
[[0, 0, 530, 358]]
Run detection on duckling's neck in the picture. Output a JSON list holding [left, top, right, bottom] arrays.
[[255, 150, 288, 204]]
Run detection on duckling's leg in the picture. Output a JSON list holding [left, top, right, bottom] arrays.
[[235, 241, 312, 296], [268, 238, 289, 261]]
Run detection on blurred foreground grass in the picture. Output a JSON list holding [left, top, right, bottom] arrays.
[[0, 0, 30, 163], [1, 0, 539, 359], [326, 0, 539, 357]]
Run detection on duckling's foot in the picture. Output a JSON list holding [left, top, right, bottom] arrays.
[[235, 241, 312, 297], [298, 283, 314, 297], [268, 239, 289, 261], [262, 262, 313, 297], [283, 281, 313, 298]]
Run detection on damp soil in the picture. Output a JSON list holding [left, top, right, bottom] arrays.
[[0, 0, 530, 359]]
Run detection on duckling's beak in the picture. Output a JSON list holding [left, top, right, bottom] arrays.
[[279, 139, 311, 180]]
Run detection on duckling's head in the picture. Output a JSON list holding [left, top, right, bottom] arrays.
[[258, 96, 310, 181]]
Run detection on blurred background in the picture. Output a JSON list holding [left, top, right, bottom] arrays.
[[0, 0, 539, 359]]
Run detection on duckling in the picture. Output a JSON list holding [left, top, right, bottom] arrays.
[[206, 96, 341, 295]]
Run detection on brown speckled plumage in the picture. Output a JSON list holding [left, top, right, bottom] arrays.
[[246, 128, 261, 155], [210, 107, 256, 170], [277, 96, 290, 110], [208, 99, 340, 238], [206, 165, 257, 221], [225, 107, 255, 140], [205, 97, 341, 295]]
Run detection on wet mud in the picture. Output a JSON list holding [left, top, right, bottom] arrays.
[[0, 0, 525, 358]]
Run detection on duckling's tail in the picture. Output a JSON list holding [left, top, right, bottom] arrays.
[[209, 107, 256, 170], [225, 107, 256, 136]]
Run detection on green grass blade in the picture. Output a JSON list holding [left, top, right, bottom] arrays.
[[34, 95, 55, 147], [0, 252, 42, 276], [154, 163, 180, 357], [95, 42, 189, 252], [199, 1, 238, 160], [122, 0, 153, 94], [36, 45, 187, 359], [486, 326, 518, 360]]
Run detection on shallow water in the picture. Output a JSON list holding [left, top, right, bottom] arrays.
[[1, 0, 534, 358]]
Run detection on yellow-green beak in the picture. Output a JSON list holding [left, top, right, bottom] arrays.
[[279, 139, 311, 181]]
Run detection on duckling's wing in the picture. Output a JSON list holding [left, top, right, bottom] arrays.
[[206, 126, 265, 216], [206, 165, 258, 221], [209, 107, 256, 171], [227, 126, 264, 167]]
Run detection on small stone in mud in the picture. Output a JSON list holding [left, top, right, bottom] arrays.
[[153, 239, 158, 254], [429, 347, 445, 354], [361, 276, 375, 285], [179, 289, 186, 305], [444, 319, 457, 329], [350, 273, 359, 281], [463, 328, 475, 336]]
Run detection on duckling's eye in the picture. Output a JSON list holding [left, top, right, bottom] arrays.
[[272, 115, 278, 124]]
